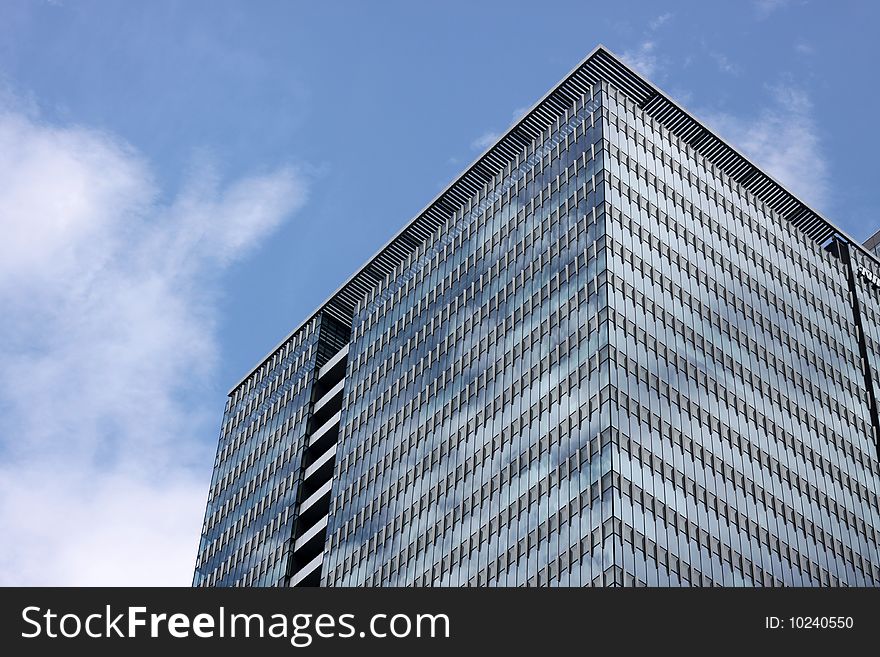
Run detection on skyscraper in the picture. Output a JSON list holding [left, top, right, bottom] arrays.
[[193, 46, 880, 587]]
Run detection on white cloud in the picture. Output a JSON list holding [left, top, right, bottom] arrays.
[[0, 104, 307, 585], [468, 107, 531, 155], [753, 0, 791, 17], [510, 106, 529, 123], [622, 40, 659, 78], [649, 12, 673, 31], [710, 51, 740, 75], [470, 130, 500, 151], [621, 13, 673, 80], [700, 85, 829, 211]]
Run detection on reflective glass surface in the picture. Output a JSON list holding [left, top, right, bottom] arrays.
[[194, 80, 880, 587], [324, 85, 612, 586], [602, 85, 879, 585], [193, 317, 321, 587]]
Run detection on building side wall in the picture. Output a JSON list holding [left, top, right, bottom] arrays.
[[193, 317, 321, 586], [323, 86, 618, 586], [603, 84, 880, 585], [193, 62, 880, 588], [849, 247, 880, 463]]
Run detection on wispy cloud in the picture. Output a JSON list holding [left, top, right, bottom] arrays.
[[622, 13, 674, 79], [509, 106, 529, 123], [468, 106, 532, 153], [470, 130, 500, 151], [649, 12, 674, 30], [0, 103, 307, 585], [700, 85, 829, 211], [709, 51, 741, 75], [753, 0, 791, 18], [622, 40, 659, 78]]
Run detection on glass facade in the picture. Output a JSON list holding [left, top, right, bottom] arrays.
[[324, 87, 609, 586], [193, 314, 349, 586], [193, 48, 880, 587], [602, 85, 878, 585]]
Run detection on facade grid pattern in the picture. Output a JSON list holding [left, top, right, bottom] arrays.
[[193, 49, 880, 588]]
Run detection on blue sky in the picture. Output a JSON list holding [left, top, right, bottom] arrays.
[[1, 0, 878, 585]]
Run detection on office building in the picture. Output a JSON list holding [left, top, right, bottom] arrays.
[[193, 46, 880, 587]]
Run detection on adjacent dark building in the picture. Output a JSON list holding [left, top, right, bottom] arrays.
[[193, 46, 880, 587]]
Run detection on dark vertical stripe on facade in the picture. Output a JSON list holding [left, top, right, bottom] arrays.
[[835, 238, 880, 460]]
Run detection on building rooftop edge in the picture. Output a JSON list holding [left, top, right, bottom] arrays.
[[863, 228, 880, 252], [228, 44, 878, 396]]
